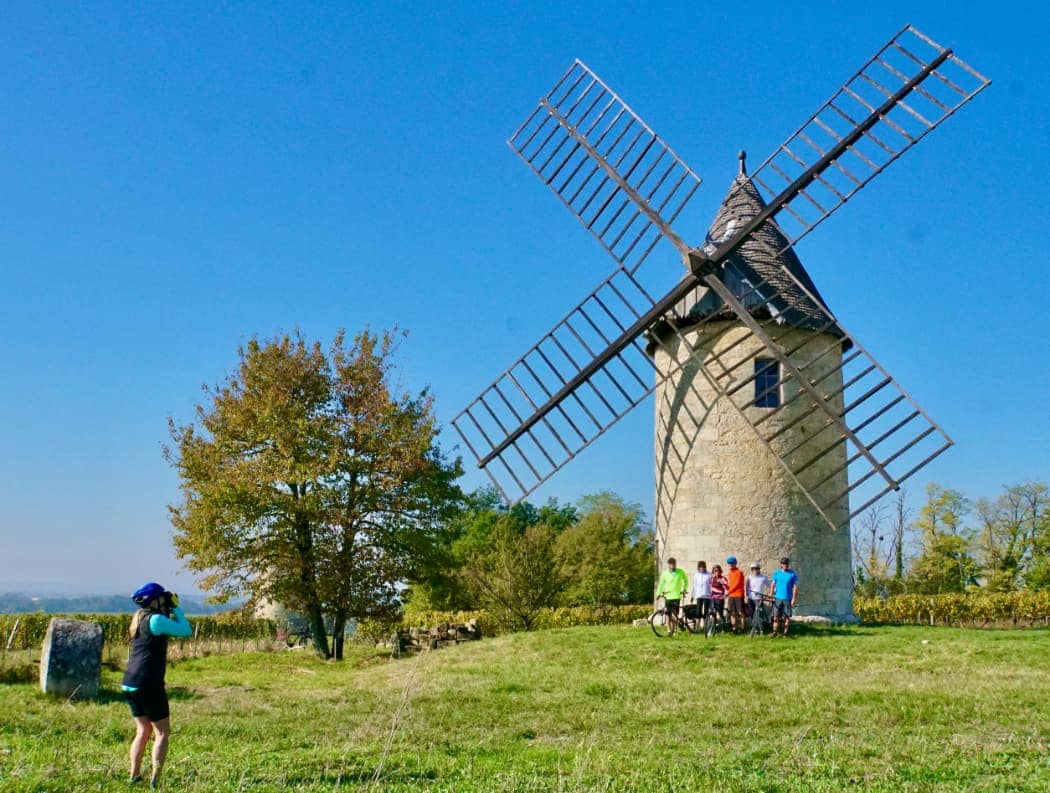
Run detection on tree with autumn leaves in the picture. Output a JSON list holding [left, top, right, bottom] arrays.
[[165, 329, 462, 659]]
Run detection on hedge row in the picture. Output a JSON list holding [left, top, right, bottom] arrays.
[[5, 592, 1046, 651], [399, 604, 653, 637], [409, 594, 1050, 635], [854, 591, 1050, 627], [0, 612, 278, 652]]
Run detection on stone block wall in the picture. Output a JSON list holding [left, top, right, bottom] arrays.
[[382, 620, 482, 653], [653, 321, 855, 620]]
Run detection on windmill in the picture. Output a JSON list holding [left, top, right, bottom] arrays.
[[452, 26, 989, 617]]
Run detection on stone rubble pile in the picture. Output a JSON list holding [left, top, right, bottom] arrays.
[[380, 619, 482, 653]]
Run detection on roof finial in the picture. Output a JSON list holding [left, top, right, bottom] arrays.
[[738, 149, 747, 177]]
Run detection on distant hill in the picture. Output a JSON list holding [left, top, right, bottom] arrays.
[[0, 592, 238, 615]]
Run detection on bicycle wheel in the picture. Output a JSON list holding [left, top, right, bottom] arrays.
[[649, 609, 671, 638], [704, 612, 721, 637], [684, 610, 703, 635]]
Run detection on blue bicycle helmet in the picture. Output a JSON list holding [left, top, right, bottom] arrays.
[[132, 582, 165, 607], [726, 556, 738, 565]]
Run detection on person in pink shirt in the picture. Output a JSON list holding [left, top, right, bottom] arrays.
[[709, 564, 729, 626]]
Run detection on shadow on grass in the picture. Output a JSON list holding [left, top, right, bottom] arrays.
[[783, 622, 987, 638], [0, 664, 36, 684], [167, 686, 202, 701], [786, 623, 882, 638], [281, 768, 440, 785], [93, 685, 201, 705]]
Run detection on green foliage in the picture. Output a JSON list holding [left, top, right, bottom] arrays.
[[554, 492, 654, 606], [908, 532, 981, 594], [405, 488, 656, 625], [408, 592, 1050, 636], [907, 483, 980, 593], [850, 491, 911, 597], [975, 481, 1050, 591], [401, 604, 652, 637], [166, 328, 461, 659], [405, 487, 523, 613], [850, 480, 1050, 595], [914, 482, 971, 537], [462, 519, 565, 631], [0, 612, 278, 651], [854, 590, 1050, 626]]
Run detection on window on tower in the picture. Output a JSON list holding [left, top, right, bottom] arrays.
[[754, 359, 780, 408]]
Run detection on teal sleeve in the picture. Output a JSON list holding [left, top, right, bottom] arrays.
[[149, 607, 192, 638]]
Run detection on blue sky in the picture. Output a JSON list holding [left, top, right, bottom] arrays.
[[0, 1, 1045, 595]]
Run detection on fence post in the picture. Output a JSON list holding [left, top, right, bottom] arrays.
[[6, 618, 20, 651]]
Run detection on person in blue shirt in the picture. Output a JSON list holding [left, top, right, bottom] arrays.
[[770, 558, 799, 637], [122, 582, 192, 787]]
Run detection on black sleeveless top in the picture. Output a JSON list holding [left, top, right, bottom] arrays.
[[122, 609, 169, 689]]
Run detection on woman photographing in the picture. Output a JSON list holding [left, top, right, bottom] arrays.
[[122, 582, 192, 787]]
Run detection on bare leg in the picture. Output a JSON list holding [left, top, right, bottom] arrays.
[[130, 716, 151, 780], [150, 718, 171, 786]]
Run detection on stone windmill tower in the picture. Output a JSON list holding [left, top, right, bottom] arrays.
[[451, 26, 989, 620], [651, 153, 853, 618]]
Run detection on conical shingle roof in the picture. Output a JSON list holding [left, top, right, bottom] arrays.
[[674, 165, 844, 339]]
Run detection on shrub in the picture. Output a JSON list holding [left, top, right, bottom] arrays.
[[854, 590, 1050, 627], [0, 612, 278, 652], [400, 604, 651, 636]]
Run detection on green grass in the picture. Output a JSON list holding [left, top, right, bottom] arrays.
[[1, 624, 1048, 791]]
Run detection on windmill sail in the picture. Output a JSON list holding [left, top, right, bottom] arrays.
[[671, 25, 989, 527], [731, 25, 990, 252], [689, 235, 955, 530], [455, 26, 989, 526], [508, 59, 701, 272], [453, 265, 684, 502]]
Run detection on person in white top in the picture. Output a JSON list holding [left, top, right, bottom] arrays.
[[746, 563, 771, 610], [692, 560, 713, 619]]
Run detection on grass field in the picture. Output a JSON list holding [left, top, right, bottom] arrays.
[[1, 624, 1048, 791]]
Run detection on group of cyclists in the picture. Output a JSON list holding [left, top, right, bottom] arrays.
[[655, 555, 799, 637]]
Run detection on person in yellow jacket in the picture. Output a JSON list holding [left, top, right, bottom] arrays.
[[655, 557, 690, 635]]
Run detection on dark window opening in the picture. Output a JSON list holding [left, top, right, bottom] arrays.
[[754, 359, 780, 408]]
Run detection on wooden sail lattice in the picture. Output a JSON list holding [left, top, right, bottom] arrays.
[[454, 25, 989, 530]]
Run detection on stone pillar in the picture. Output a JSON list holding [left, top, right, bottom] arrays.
[[39, 618, 103, 699], [653, 321, 855, 620]]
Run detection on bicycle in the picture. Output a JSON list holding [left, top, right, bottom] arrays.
[[748, 594, 776, 638], [649, 596, 703, 637], [283, 619, 312, 648], [703, 601, 729, 637]]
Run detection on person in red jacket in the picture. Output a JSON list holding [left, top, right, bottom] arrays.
[[725, 557, 746, 633]]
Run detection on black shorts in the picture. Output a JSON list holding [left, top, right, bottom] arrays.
[[775, 599, 793, 619], [125, 686, 169, 722], [664, 599, 681, 616]]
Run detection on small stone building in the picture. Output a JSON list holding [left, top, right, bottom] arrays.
[[650, 158, 854, 620]]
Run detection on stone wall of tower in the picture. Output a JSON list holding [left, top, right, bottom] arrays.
[[653, 321, 854, 619]]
